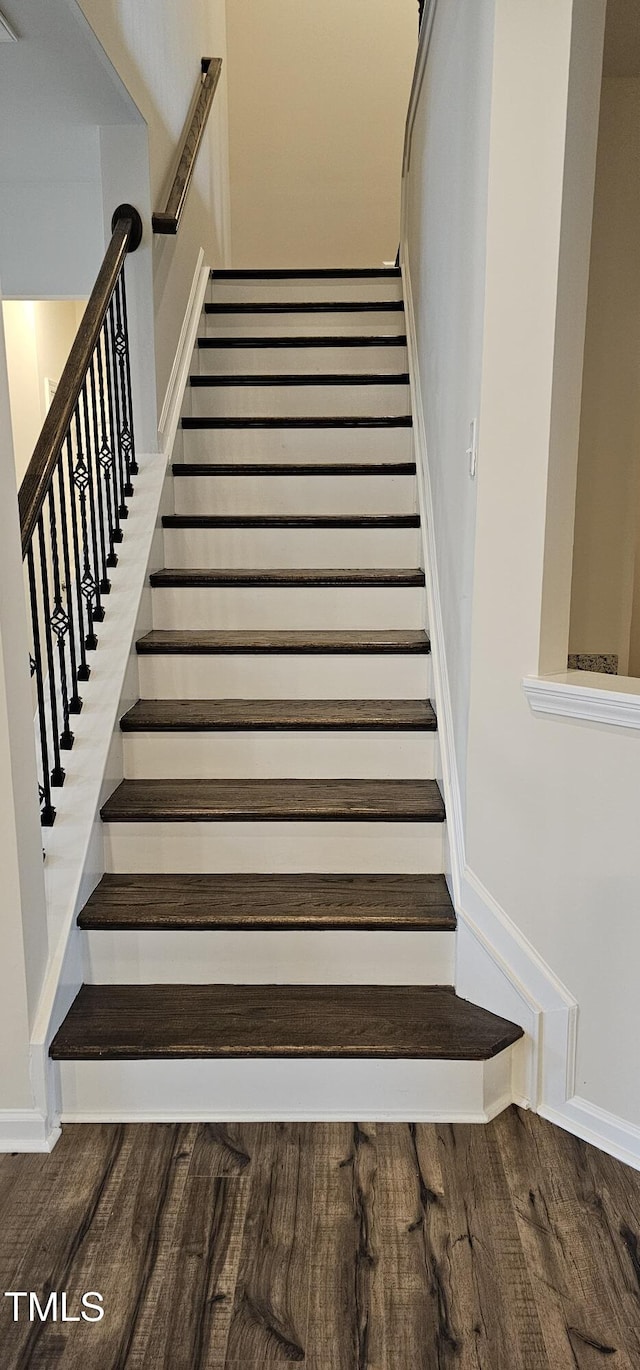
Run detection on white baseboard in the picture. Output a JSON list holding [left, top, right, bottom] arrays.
[[401, 248, 577, 1116], [540, 1096, 640, 1173], [158, 249, 210, 453], [0, 1109, 61, 1153]]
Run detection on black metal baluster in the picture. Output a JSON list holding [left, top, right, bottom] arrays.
[[27, 548, 56, 826], [36, 515, 65, 787], [117, 272, 138, 476], [88, 354, 117, 570], [81, 381, 110, 600], [46, 483, 74, 749], [95, 332, 123, 548], [56, 457, 83, 710], [64, 432, 92, 674], [72, 407, 101, 645], [108, 296, 134, 501], [100, 313, 126, 520]]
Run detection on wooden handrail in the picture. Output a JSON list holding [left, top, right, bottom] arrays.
[[152, 57, 223, 236], [18, 205, 143, 556]]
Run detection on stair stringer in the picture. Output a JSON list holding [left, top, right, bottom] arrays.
[[401, 248, 577, 1117], [29, 253, 212, 1138]]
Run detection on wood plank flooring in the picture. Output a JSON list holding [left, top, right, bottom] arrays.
[[1, 1110, 639, 1368]]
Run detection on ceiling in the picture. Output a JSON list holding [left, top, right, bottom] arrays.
[[603, 0, 640, 77]]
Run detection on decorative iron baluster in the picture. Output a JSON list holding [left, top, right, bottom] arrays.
[[27, 549, 56, 826], [117, 274, 139, 478], [46, 485, 74, 748], [104, 302, 130, 516], [36, 514, 65, 786], [64, 431, 92, 676], [56, 456, 84, 707], [72, 407, 101, 646]]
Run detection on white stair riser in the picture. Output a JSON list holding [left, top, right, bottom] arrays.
[[173, 474, 417, 517], [197, 344, 409, 377], [122, 731, 436, 781], [189, 383, 410, 420], [137, 653, 432, 701], [181, 424, 413, 465], [151, 586, 426, 631], [163, 526, 421, 570], [57, 1053, 514, 1123], [104, 819, 445, 875], [189, 384, 412, 420], [208, 278, 403, 304], [204, 311, 405, 338], [85, 928, 454, 986]]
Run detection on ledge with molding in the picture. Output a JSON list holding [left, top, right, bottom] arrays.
[[523, 670, 640, 730]]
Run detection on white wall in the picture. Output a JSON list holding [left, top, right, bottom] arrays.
[[404, 0, 495, 822], [77, 0, 231, 411], [0, 291, 50, 1132], [2, 300, 85, 484], [0, 127, 104, 300], [226, 0, 417, 267], [570, 80, 640, 674], [405, 0, 640, 1138]]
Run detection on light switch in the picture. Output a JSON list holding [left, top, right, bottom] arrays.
[[467, 418, 478, 478]]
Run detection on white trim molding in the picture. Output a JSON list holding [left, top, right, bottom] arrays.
[[524, 670, 640, 730], [540, 1095, 640, 1174], [158, 248, 210, 452], [0, 1110, 60, 1153], [0, 11, 17, 42]]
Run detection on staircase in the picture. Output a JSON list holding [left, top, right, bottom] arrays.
[[50, 267, 522, 1121]]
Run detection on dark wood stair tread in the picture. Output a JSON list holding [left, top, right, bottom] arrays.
[[136, 629, 431, 655], [50, 983, 522, 1061], [210, 268, 402, 280], [149, 568, 425, 588], [162, 514, 420, 529], [181, 416, 413, 429], [172, 461, 416, 476], [100, 779, 445, 823], [198, 335, 408, 349], [189, 373, 410, 387], [120, 699, 436, 732], [205, 301, 405, 313], [78, 873, 455, 932]]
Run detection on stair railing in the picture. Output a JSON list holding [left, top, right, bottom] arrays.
[[152, 57, 223, 235], [18, 204, 143, 826]]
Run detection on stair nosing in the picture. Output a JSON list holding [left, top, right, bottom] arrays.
[[100, 779, 446, 824], [189, 373, 410, 388], [204, 301, 405, 313], [78, 873, 456, 933], [49, 983, 524, 1062], [119, 700, 437, 734], [149, 568, 426, 588], [180, 416, 413, 430], [161, 514, 420, 529], [135, 630, 431, 656], [209, 268, 402, 280], [197, 335, 408, 349], [171, 462, 417, 476]]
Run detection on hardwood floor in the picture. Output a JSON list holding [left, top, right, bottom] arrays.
[[1, 1110, 639, 1368]]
